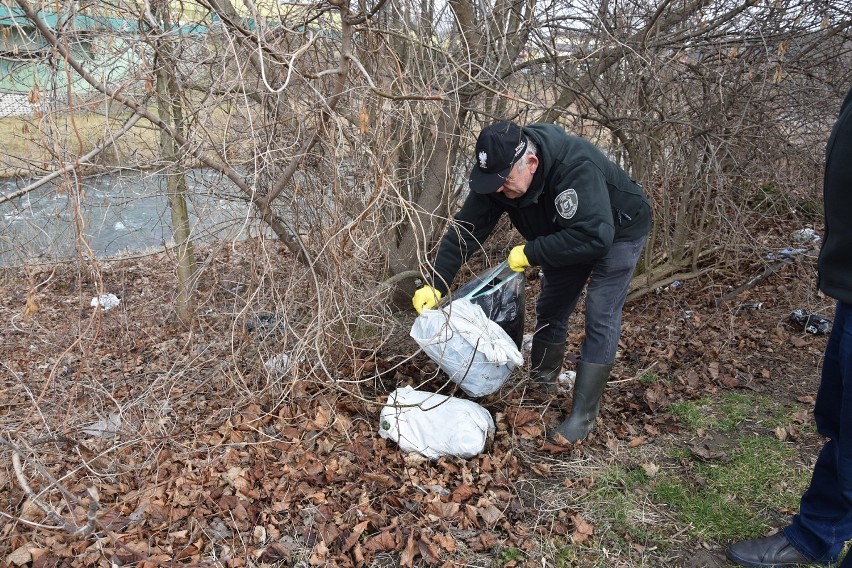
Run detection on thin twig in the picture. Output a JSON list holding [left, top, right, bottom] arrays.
[[7, 441, 99, 536]]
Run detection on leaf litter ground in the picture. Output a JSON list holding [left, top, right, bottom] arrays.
[[0, 239, 830, 567]]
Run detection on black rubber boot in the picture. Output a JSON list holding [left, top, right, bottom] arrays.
[[529, 338, 566, 395], [552, 361, 612, 443]]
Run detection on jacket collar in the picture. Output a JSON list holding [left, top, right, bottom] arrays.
[[489, 168, 545, 208]]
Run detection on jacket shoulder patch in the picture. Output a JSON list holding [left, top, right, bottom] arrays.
[[555, 188, 579, 219]]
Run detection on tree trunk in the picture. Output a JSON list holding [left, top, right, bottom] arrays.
[[153, 3, 197, 325]]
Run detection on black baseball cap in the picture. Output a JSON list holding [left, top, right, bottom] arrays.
[[468, 121, 527, 194]]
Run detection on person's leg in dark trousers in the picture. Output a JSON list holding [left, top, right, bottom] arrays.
[[533, 264, 593, 344], [581, 236, 648, 365], [528, 263, 592, 391], [552, 236, 646, 442], [783, 300, 852, 563]]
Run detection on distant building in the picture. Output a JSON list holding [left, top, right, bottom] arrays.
[[0, 1, 333, 117], [0, 3, 205, 116]]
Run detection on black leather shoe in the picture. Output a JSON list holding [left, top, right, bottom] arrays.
[[726, 531, 817, 567]]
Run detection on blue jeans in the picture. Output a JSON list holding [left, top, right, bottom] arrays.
[[784, 300, 852, 565], [534, 235, 647, 364]]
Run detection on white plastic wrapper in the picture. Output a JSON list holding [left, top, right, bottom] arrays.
[[410, 298, 523, 397], [91, 293, 121, 311], [378, 386, 495, 459]]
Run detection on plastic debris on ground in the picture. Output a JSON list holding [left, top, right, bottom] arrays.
[[378, 386, 495, 459], [557, 370, 576, 391], [263, 353, 291, 375], [792, 228, 821, 243], [789, 308, 832, 335], [246, 313, 286, 336], [767, 248, 808, 261], [82, 412, 121, 438], [411, 298, 523, 397], [766, 228, 820, 261], [522, 333, 534, 352], [656, 280, 683, 294], [91, 293, 120, 311]]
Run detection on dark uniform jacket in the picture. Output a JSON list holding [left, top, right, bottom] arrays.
[[818, 86, 852, 305], [431, 123, 652, 295]]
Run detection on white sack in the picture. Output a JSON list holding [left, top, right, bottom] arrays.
[[378, 386, 495, 459], [410, 298, 523, 397]]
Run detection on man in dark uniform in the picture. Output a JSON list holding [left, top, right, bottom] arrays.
[[412, 120, 652, 443], [727, 87, 852, 567]]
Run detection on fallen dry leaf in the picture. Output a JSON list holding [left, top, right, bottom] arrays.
[[477, 502, 503, 527], [570, 512, 595, 544], [451, 483, 477, 503], [433, 533, 457, 552], [427, 498, 460, 520], [510, 408, 541, 427], [418, 535, 441, 564], [792, 409, 811, 423], [342, 521, 370, 552], [708, 361, 719, 379], [628, 436, 648, 448], [640, 463, 660, 477], [400, 533, 416, 567], [530, 462, 552, 477], [364, 530, 399, 553], [690, 444, 728, 461]]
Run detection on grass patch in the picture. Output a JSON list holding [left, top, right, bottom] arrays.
[[715, 392, 752, 430], [551, 389, 813, 565], [640, 371, 669, 386], [656, 390, 810, 540], [552, 464, 667, 566], [669, 392, 795, 432], [652, 435, 803, 541], [498, 546, 524, 565], [669, 399, 714, 430]]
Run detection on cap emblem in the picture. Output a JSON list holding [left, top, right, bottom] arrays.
[[478, 150, 488, 169]]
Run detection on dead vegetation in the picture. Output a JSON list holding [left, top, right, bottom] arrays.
[[0, 214, 831, 566]]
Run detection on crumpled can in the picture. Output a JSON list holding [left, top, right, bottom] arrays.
[[789, 309, 832, 335]]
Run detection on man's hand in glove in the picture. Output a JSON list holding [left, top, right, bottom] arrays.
[[508, 245, 530, 272], [412, 285, 442, 314]]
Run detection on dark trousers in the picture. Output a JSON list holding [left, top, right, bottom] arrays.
[[784, 300, 852, 565], [533, 235, 647, 364]]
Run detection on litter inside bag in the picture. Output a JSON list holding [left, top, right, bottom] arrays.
[[410, 298, 523, 397], [454, 261, 525, 348], [378, 386, 495, 459]]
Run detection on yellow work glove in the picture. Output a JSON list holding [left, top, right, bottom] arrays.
[[412, 285, 442, 314], [507, 245, 530, 272]]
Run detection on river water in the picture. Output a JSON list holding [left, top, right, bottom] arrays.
[[0, 169, 253, 266]]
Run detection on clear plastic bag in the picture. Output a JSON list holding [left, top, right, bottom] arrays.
[[454, 261, 525, 348]]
